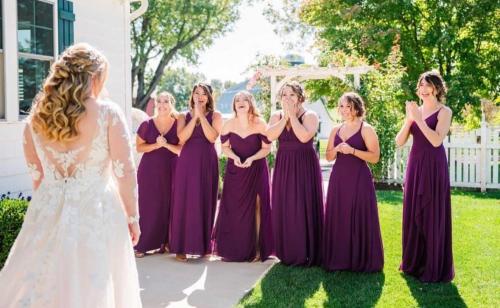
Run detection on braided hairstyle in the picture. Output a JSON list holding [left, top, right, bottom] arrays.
[[30, 43, 108, 143]]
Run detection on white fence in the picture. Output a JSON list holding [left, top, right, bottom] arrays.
[[387, 120, 500, 191]]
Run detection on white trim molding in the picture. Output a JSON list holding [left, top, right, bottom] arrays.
[[130, 0, 148, 21]]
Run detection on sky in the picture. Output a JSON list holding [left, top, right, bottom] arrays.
[[182, 1, 316, 83]]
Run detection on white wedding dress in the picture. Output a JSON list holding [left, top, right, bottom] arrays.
[[0, 101, 142, 308]]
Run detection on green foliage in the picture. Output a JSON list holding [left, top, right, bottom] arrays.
[[0, 196, 29, 268], [305, 46, 405, 181], [299, 0, 500, 120], [157, 68, 206, 111], [359, 46, 406, 180], [131, 0, 244, 109]]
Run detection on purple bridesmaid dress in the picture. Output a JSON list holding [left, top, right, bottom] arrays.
[[135, 118, 179, 253], [272, 113, 324, 266], [401, 108, 454, 282], [169, 112, 219, 255], [212, 133, 274, 261], [322, 122, 384, 272]]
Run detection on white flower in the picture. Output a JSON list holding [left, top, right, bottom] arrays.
[[113, 160, 125, 178], [27, 163, 41, 181]]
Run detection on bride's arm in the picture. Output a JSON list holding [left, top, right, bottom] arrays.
[[107, 106, 140, 245], [23, 124, 44, 191]]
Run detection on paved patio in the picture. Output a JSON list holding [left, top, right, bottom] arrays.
[[136, 254, 276, 308]]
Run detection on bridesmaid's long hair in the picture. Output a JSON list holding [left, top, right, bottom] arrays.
[[232, 91, 261, 119], [31, 43, 108, 143], [416, 71, 448, 103], [154, 91, 178, 119], [338, 92, 366, 118], [189, 83, 215, 113]]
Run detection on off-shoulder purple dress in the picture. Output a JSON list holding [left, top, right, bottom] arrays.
[[213, 133, 274, 261]]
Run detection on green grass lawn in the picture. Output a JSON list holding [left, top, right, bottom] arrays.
[[239, 190, 500, 307]]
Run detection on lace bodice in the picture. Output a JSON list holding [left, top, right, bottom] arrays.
[[23, 101, 138, 207]]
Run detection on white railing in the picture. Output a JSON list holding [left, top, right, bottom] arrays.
[[386, 119, 500, 192]]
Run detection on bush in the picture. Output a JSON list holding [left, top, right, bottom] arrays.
[[0, 193, 29, 268]]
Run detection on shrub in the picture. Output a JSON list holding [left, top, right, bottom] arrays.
[[0, 193, 29, 268]]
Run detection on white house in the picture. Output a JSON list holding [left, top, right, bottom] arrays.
[[0, 0, 147, 195]]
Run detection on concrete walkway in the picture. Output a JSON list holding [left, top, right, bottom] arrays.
[[136, 254, 276, 308]]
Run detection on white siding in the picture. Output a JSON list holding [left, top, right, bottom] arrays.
[[0, 122, 31, 195], [73, 0, 132, 118], [0, 0, 132, 195]]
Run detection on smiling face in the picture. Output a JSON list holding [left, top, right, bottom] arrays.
[[155, 93, 173, 116], [193, 86, 208, 106], [416, 71, 447, 103], [417, 78, 437, 102], [338, 98, 356, 121], [233, 93, 250, 115], [189, 84, 214, 112]]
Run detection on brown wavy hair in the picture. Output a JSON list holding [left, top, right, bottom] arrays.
[[232, 91, 261, 119], [30, 43, 108, 142], [416, 71, 448, 103], [338, 92, 366, 118], [189, 83, 214, 113]]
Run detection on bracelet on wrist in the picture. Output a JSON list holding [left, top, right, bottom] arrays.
[[127, 214, 140, 225]]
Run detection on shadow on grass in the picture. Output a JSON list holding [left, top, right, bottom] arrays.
[[241, 264, 385, 307], [240, 264, 324, 307], [402, 274, 466, 307], [323, 271, 385, 307]]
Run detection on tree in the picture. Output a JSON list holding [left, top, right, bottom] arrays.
[[157, 68, 206, 111], [299, 0, 499, 119], [131, 0, 243, 110]]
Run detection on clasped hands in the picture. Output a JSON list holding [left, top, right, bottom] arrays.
[[233, 156, 255, 168]]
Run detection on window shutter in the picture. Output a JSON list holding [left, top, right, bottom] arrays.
[[58, 0, 75, 54]]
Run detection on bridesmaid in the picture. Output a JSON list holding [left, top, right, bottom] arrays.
[[322, 92, 384, 272], [266, 81, 323, 266], [135, 92, 180, 257], [169, 83, 222, 261], [213, 91, 273, 262], [396, 71, 454, 282]]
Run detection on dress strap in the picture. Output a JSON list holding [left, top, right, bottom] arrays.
[[259, 134, 272, 144], [220, 133, 230, 144]]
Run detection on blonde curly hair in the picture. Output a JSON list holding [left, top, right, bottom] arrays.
[[30, 43, 108, 142]]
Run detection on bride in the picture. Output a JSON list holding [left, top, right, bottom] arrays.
[[0, 43, 142, 307]]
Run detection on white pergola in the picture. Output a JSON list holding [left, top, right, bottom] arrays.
[[256, 66, 374, 112]]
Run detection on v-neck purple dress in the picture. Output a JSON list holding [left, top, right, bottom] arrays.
[[322, 122, 384, 272], [169, 112, 219, 256], [212, 133, 274, 261], [272, 113, 324, 266], [401, 108, 454, 282], [135, 118, 179, 253]]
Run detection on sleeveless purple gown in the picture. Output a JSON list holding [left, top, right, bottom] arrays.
[[272, 113, 324, 266], [212, 133, 274, 261], [169, 112, 219, 255], [322, 122, 384, 272], [401, 108, 454, 282], [135, 119, 179, 253]]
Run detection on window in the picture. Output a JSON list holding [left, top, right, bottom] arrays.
[[18, 0, 55, 115]]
